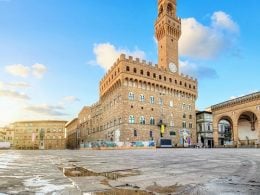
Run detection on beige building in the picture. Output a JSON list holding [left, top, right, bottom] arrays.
[[0, 127, 14, 143], [65, 118, 79, 149], [77, 0, 197, 147], [212, 91, 260, 147], [11, 120, 67, 150]]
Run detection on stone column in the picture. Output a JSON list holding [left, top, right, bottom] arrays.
[[233, 125, 239, 148], [213, 125, 219, 148], [256, 119, 260, 148]]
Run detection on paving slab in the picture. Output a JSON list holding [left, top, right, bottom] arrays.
[[0, 149, 260, 194]]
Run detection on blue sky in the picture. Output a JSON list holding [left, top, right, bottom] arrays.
[[0, 0, 259, 126]]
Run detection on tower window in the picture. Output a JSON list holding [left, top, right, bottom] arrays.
[[167, 3, 173, 15], [133, 68, 137, 73], [140, 70, 143, 75], [147, 71, 150, 76], [126, 66, 130, 71], [158, 5, 163, 17], [153, 73, 156, 78], [159, 75, 162, 80]]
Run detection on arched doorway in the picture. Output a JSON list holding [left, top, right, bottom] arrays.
[[218, 117, 233, 146], [238, 111, 258, 146]]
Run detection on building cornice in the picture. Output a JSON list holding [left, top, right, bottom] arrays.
[[211, 91, 260, 111]]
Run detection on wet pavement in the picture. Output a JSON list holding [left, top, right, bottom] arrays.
[[0, 149, 260, 194]]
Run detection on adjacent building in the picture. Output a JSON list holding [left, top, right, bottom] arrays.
[[11, 120, 67, 149], [212, 91, 260, 147], [76, 0, 198, 147], [65, 118, 79, 149], [196, 111, 214, 148]]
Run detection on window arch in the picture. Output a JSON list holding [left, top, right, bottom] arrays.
[[150, 117, 155, 125], [159, 5, 163, 16], [129, 115, 135, 124], [128, 92, 134, 100], [140, 116, 145, 125], [140, 94, 145, 102], [167, 3, 173, 15]]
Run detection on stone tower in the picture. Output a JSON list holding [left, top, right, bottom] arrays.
[[155, 0, 181, 73]]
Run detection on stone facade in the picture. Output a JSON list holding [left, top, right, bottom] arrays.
[[196, 111, 214, 148], [66, 118, 79, 149], [10, 120, 67, 150], [212, 91, 260, 147], [0, 127, 14, 147], [77, 0, 197, 147]]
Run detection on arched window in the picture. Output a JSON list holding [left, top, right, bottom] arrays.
[[150, 96, 155, 104], [140, 94, 145, 102], [140, 116, 145, 125], [126, 66, 130, 71], [129, 115, 135, 124], [128, 92, 134, 100], [167, 3, 173, 15], [150, 117, 155, 125], [159, 5, 163, 16]]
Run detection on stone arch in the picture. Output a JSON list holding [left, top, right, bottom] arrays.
[[158, 5, 163, 17], [167, 3, 173, 15], [215, 115, 234, 146], [237, 110, 258, 146]]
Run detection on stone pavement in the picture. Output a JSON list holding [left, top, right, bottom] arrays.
[[0, 149, 260, 194]]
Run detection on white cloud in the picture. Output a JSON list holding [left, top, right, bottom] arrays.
[[211, 11, 238, 33], [32, 63, 47, 79], [180, 11, 239, 59], [5, 63, 47, 79], [90, 43, 146, 70], [5, 64, 30, 78], [62, 96, 80, 104], [0, 89, 30, 100], [179, 60, 217, 79], [4, 81, 30, 88], [24, 104, 67, 116]]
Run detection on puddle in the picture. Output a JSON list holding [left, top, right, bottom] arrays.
[[93, 189, 153, 195], [59, 166, 140, 180], [146, 183, 186, 194]]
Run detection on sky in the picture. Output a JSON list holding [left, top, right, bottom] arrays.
[[0, 0, 259, 126]]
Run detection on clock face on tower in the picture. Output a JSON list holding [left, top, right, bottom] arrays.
[[169, 62, 177, 73]]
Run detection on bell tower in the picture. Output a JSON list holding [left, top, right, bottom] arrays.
[[155, 0, 181, 73]]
